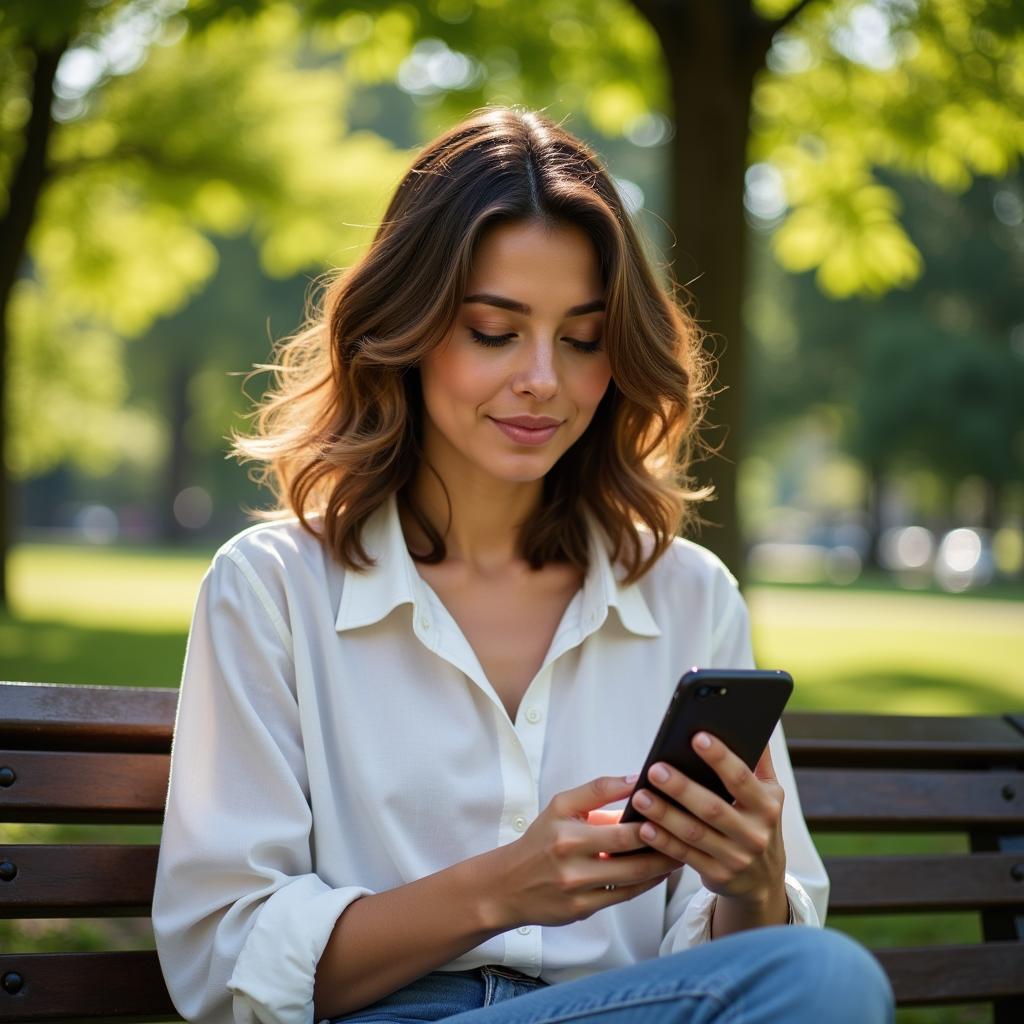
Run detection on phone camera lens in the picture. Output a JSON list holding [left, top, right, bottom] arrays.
[[696, 685, 711, 699]]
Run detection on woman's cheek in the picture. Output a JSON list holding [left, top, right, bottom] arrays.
[[423, 341, 502, 416], [578, 360, 613, 413]]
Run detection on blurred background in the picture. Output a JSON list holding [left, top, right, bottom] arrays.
[[1, 2, 1022, 1020]]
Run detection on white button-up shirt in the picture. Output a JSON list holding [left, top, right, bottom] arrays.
[[152, 495, 827, 1024]]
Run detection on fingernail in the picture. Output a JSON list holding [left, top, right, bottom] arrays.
[[694, 732, 712, 750], [633, 790, 652, 809], [624, 773, 640, 784], [649, 763, 670, 783], [640, 823, 657, 840]]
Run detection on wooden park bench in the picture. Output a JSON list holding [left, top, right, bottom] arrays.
[[1, 680, 1022, 1023]]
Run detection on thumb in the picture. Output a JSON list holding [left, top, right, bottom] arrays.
[[754, 743, 777, 783], [551, 774, 639, 821]]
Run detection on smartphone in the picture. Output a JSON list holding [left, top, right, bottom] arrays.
[[614, 668, 793, 853]]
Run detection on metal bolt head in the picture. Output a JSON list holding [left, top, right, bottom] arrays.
[[0, 861, 16, 882], [1001, 784, 1017, 802], [1011, 863, 1024, 883], [0, 767, 14, 788], [1, 972, 23, 995]]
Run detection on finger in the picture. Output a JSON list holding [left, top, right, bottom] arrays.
[[621, 819, 732, 890], [632, 790, 755, 866], [754, 742, 777, 783], [574, 872, 674, 917], [691, 733, 777, 811], [550, 775, 639, 821], [571, 820, 655, 857], [639, 767, 766, 848], [660, 841, 729, 888], [635, 819, 693, 865], [610, 871, 676, 900], [589, 852, 680, 892]]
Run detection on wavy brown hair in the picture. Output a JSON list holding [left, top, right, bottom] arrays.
[[230, 106, 714, 583]]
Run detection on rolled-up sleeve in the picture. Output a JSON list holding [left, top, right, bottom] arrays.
[[659, 579, 829, 954], [152, 550, 373, 1024]]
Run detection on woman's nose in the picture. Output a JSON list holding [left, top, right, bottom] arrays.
[[512, 339, 560, 400]]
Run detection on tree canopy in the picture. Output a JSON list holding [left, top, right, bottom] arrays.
[[2, 0, 1022, 596]]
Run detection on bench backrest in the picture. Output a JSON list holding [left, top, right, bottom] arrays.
[[2, 681, 1023, 1023]]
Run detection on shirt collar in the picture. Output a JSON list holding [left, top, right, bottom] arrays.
[[335, 493, 661, 638]]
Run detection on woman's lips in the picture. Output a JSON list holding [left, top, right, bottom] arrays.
[[489, 416, 562, 446]]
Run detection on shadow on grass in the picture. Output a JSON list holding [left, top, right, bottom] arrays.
[[786, 668, 1023, 716], [0, 612, 186, 687], [751, 569, 1024, 604]]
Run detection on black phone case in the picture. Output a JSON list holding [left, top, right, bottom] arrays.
[[614, 668, 793, 853]]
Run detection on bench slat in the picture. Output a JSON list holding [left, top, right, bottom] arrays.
[[796, 767, 1024, 830], [0, 846, 157, 917], [0, 950, 178, 1023], [5, 845, 1021, 919], [3, 682, 1023, 766], [0, 751, 169, 824], [875, 942, 1024, 1005], [825, 852, 1024, 913], [0, 683, 176, 754], [784, 711, 1024, 768], [0, 945, 1020, 1017]]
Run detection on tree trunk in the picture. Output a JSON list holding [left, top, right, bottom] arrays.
[[632, 0, 773, 582], [159, 360, 192, 544], [0, 41, 67, 610], [864, 460, 884, 569]]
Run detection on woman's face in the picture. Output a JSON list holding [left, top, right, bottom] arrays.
[[419, 219, 612, 487]]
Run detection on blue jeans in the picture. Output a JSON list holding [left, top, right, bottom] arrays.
[[329, 926, 894, 1023]]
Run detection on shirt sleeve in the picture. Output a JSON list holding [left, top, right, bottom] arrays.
[[659, 580, 829, 954], [152, 549, 374, 1024]]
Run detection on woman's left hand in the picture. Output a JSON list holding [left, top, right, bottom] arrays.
[[629, 732, 786, 909]]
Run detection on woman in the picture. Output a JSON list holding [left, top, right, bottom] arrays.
[[152, 107, 893, 1024]]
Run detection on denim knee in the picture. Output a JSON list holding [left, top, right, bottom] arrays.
[[785, 927, 894, 1022]]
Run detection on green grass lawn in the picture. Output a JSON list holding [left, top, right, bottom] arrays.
[[749, 586, 1024, 714], [2, 542, 1022, 1024]]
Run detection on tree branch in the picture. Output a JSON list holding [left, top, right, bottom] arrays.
[[745, 0, 820, 65], [772, 0, 818, 35]]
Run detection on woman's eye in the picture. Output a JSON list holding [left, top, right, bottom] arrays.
[[468, 328, 601, 354], [469, 328, 516, 347]]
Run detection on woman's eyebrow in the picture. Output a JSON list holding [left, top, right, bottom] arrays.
[[463, 293, 605, 317]]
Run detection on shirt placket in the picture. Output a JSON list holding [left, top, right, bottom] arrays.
[[410, 580, 593, 977], [495, 661, 557, 974]]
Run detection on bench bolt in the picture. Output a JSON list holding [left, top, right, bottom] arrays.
[[0, 861, 15, 881], [1012, 864, 1024, 882], [1, 972, 23, 995], [1001, 784, 1017, 801], [0, 767, 14, 788]]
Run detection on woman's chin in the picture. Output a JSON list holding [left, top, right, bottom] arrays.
[[470, 451, 562, 486]]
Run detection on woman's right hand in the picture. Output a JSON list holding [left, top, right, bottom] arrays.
[[481, 775, 684, 931]]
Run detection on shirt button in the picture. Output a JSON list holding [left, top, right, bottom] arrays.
[[517, 926, 532, 935], [513, 816, 528, 832], [525, 708, 541, 724], [418, 616, 431, 631]]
